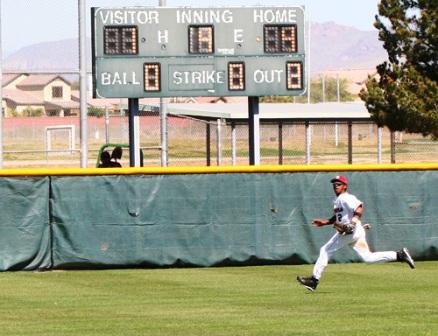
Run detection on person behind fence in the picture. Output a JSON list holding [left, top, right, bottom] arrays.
[[110, 146, 122, 167], [296, 175, 415, 292], [98, 150, 112, 168]]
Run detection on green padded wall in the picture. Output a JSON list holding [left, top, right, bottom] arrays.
[[50, 171, 437, 268], [0, 177, 51, 270], [0, 170, 436, 270]]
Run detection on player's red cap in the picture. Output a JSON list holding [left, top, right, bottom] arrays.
[[330, 175, 348, 185]]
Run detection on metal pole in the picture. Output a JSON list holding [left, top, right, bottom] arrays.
[[335, 73, 340, 147], [305, 121, 311, 164], [160, 99, 168, 166], [105, 106, 110, 144], [79, 0, 88, 167], [377, 126, 382, 163], [348, 121, 353, 164], [159, 0, 168, 167], [248, 96, 260, 165], [216, 119, 222, 166], [128, 98, 140, 167], [390, 131, 396, 163], [206, 123, 211, 166], [231, 122, 236, 166], [278, 122, 283, 165], [0, 1, 3, 168], [306, 10, 311, 104]]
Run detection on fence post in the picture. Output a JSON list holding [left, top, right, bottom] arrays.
[[278, 122, 283, 165], [206, 123, 211, 166], [377, 126, 382, 163], [390, 131, 396, 163], [348, 121, 353, 164], [231, 122, 236, 166], [105, 107, 109, 144], [216, 119, 222, 166], [160, 98, 168, 167], [305, 121, 311, 164]]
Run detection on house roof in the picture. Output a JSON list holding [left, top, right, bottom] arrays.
[[1, 74, 24, 87], [16, 74, 71, 88], [45, 101, 79, 109], [2, 89, 45, 105]]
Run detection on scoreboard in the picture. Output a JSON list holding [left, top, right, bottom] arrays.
[[92, 6, 306, 98]]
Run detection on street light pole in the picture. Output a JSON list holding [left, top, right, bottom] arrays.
[[159, 0, 168, 166], [79, 0, 88, 167], [0, 1, 3, 168]]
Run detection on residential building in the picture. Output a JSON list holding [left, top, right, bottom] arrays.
[[1, 73, 79, 117]]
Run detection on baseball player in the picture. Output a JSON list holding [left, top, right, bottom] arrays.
[[297, 175, 415, 292]]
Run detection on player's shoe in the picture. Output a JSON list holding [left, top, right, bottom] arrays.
[[397, 247, 415, 269], [296, 276, 319, 292]]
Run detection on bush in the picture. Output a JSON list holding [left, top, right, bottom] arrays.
[[22, 107, 44, 117], [88, 106, 106, 117], [9, 107, 44, 117]]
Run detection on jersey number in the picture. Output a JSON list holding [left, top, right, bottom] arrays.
[[337, 213, 342, 222]]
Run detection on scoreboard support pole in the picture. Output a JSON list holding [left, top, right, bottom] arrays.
[[248, 96, 260, 165], [128, 98, 141, 167]]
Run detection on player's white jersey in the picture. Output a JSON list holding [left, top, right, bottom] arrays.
[[333, 192, 362, 224]]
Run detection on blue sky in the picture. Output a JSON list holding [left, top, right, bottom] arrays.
[[1, 0, 380, 54]]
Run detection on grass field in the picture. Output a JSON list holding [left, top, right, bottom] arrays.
[[1, 262, 437, 336]]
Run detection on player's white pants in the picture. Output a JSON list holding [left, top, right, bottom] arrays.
[[313, 224, 397, 280]]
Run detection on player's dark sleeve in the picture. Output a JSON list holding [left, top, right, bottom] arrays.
[[328, 215, 336, 224]]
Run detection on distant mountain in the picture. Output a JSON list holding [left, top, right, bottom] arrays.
[[2, 22, 387, 74], [309, 22, 387, 72], [3, 38, 92, 72]]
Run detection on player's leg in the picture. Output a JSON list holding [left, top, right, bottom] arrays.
[[352, 237, 397, 263], [350, 224, 397, 263], [297, 232, 353, 291], [313, 232, 352, 280], [350, 225, 414, 267]]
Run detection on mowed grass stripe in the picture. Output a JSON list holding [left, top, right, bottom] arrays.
[[0, 262, 436, 336]]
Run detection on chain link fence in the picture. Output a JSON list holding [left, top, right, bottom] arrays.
[[2, 103, 437, 169], [166, 117, 437, 167]]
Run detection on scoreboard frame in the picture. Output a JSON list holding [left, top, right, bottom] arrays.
[[92, 6, 306, 98]]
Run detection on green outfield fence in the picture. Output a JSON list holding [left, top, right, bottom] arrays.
[[0, 163, 437, 271]]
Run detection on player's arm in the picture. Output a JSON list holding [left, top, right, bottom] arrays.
[[312, 215, 336, 227], [351, 204, 363, 225]]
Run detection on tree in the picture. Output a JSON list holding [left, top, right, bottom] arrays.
[[360, 0, 438, 138]]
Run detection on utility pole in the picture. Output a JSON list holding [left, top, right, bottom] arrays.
[[159, 0, 168, 166], [0, 1, 3, 168], [79, 0, 88, 167]]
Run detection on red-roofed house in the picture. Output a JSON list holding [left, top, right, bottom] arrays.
[[2, 73, 79, 117]]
